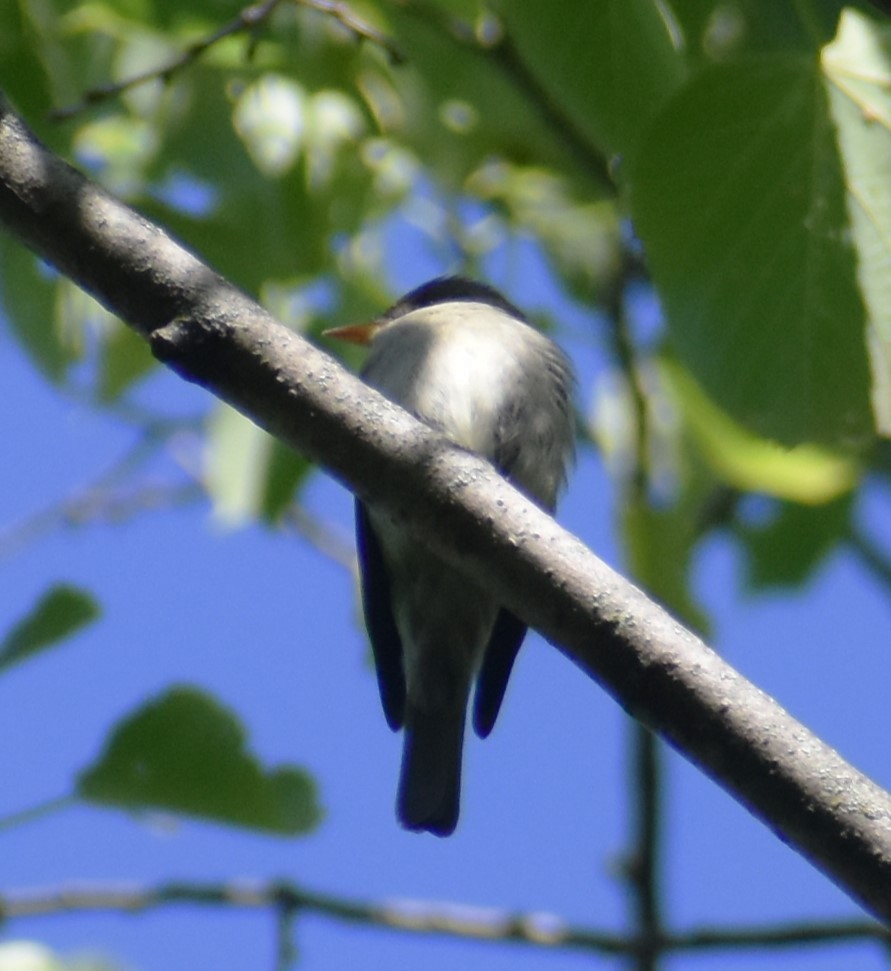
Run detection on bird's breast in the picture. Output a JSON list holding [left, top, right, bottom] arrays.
[[365, 315, 522, 459]]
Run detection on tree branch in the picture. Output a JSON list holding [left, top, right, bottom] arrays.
[[49, 0, 403, 121], [1, 96, 891, 924], [50, 0, 285, 121], [1, 879, 889, 956], [624, 725, 664, 970]]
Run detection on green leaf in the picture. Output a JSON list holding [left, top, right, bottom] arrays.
[[206, 403, 310, 525], [99, 320, 156, 399], [0, 3, 53, 122], [0, 585, 100, 674], [206, 405, 274, 525], [505, 0, 686, 160], [380, 1, 606, 192], [261, 437, 312, 523], [666, 0, 841, 61], [632, 56, 872, 445], [623, 495, 710, 635], [0, 240, 67, 381], [78, 686, 321, 835], [666, 360, 860, 502], [664, 0, 720, 57], [823, 9, 891, 438], [736, 493, 854, 590]]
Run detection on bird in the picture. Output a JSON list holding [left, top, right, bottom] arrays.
[[326, 276, 575, 835]]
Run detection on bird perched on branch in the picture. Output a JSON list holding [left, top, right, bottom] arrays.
[[327, 277, 575, 835]]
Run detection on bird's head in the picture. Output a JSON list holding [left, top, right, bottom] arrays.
[[324, 276, 527, 346]]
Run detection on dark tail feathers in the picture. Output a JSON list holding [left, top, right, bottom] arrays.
[[397, 705, 465, 836]]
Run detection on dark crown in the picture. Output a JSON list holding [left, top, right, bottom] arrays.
[[381, 276, 527, 323]]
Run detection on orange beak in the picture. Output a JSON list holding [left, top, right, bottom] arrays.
[[323, 322, 382, 346]]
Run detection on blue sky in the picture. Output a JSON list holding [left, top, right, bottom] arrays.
[[2, 236, 891, 970]]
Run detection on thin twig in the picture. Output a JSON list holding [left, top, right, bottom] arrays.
[[0, 796, 75, 833], [847, 520, 891, 592], [281, 504, 358, 576], [0, 880, 888, 956], [0, 427, 201, 561], [51, 0, 284, 121], [605, 246, 663, 964], [625, 725, 664, 970], [489, 30, 613, 190], [0, 411, 354, 576], [603, 250, 651, 502], [50, 0, 402, 121], [297, 0, 405, 63], [275, 902, 298, 971]]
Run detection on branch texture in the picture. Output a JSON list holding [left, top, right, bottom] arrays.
[[1, 96, 891, 923]]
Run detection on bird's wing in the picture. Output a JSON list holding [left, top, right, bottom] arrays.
[[472, 608, 528, 738], [355, 501, 406, 730], [469, 398, 539, 740]]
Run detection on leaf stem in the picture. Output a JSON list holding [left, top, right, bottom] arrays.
[[0, 794, 76, 832]]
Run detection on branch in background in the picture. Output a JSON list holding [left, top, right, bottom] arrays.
[[297, 0, 404, 62], [0, 796, 75, 834], [0, 347, 348, 577], [0, 483, 204, 556], [50, 0, 284, 121], [50, 0, 403, 121], [282, 504, 358, 576], [2, 98, 891, 923], [623, 726, 663, 971], [847, 520, 891, 592], [1, 879, 889, 957], [490, 28, 614, 190], [0, 426, 201, 560], [599, 249, 664, 963], [0, 426, 354, 578], [603, 249, 651, 502], [275, 904, 298, 971]]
